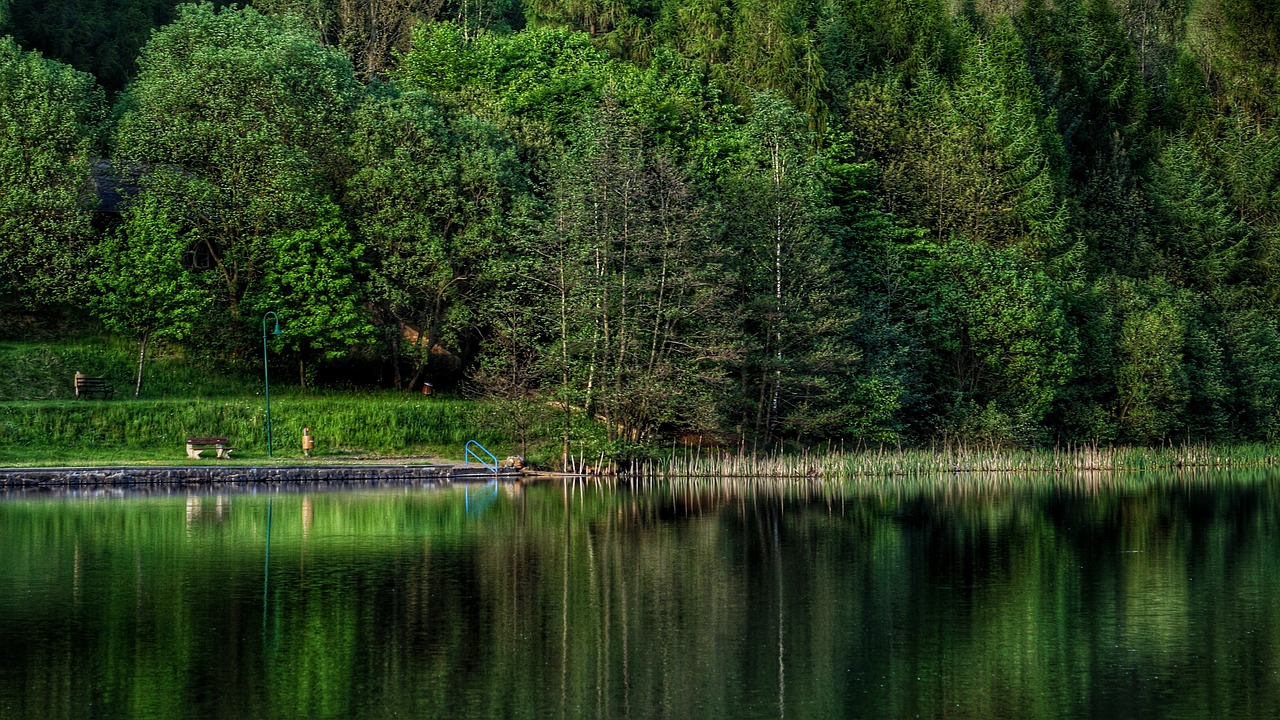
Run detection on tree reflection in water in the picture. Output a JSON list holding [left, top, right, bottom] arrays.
[[0, 472, 1277, 719]]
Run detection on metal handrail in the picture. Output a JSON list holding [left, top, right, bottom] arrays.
[[464, 440, 499, 472]]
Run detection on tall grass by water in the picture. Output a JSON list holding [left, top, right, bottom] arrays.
[[605, 467, 1280, 509], [618, 442, 1280, 480]]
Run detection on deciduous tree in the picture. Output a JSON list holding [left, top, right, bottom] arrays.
[[0, 37, 104, 309], [114, 3, 364, 357], [89, 195, 207, 397]]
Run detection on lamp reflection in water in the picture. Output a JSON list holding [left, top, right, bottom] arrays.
[[261, 311, 282, 457], [262, 496, 272, 646]]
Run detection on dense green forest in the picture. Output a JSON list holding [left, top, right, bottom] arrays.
[[3, 0, 1280, 452]]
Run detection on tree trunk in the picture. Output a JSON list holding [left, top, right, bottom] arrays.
[[134, 331, 149, 399], [391, 326, 403, 390], [771, 140, 785, 437], [560, 242, 571, 470]]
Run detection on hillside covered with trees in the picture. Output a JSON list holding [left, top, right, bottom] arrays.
[[3, 0, 1280, 451]]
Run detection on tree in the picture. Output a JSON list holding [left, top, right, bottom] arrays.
[[729, 0, 829, 125], [345, 85, 532, 390], [113, 3, 364, 355], [904, 237, 1074, 443], [89, 195, 207, 398], [534, 103, 737, 458], [653, 0, 734, 67], [720, 92, 862, 442], [254, 0, 447, 80], [3, 0, 207, 93], [252, 202, 375, 388], [1149, 137, 1250, 292], [524, 0, 634, 37], [823, 140, 927, 443], [847, 22, 1069, 262], [1189, 0, 1280, 127], [0, 37, 104, 310], [1110, 278, 1190, 442]]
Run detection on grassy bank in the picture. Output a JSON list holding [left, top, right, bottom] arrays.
[[0, 337, 252, 401], [5, 396, 1279, 474], [0, 339, 578, 466], [0, 394, 531, 465]]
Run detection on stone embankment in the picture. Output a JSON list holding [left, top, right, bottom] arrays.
[[0, 464, 521, 490]]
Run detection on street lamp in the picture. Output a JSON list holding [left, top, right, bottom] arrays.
[[262, 311, 282, 457]]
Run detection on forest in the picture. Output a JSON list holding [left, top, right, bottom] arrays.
[[3, 0, 1280, 451]]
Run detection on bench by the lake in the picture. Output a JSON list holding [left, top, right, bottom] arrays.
[[186, 436, 234, 460], [73, 373, 114, 399]]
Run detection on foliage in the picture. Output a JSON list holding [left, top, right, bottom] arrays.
[[345, 85, 531, 389], [253, 0, 444, 80], [1, 0, 220, 92], [0, 37, 104, 308], [7, 0, 1280, 456], [718, 92, 866, 441], [112, 3, 365, 361], [88, 194, 209, 396], [532, 103, 737, 447], [254, 201, 376, 384]]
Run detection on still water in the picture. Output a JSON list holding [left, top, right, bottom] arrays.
[[1, 473, 1278, 719]]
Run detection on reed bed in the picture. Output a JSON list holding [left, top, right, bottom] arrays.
[[619, 442, 1280, 481], [593, 465, 1280, 517]]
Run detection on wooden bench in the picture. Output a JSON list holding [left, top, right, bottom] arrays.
[[74, 374, 114, 399], [186, 436, 234, 460]]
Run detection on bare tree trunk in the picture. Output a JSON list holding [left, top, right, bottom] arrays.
[[771, 139, 785, 436], [560, 249, 572, 470], [134, 331, 149, 399]]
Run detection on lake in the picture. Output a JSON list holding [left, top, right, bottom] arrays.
[[1, 472, 1278, 719]]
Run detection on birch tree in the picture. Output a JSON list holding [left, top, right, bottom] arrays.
[[540, 104, 736, 455], [721, 92, 860, 442]]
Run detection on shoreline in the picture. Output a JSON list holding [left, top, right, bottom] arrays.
[[0, 463, 524, 487]]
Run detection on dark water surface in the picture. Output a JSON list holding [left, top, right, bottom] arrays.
[[1, 473, 1278, 719]]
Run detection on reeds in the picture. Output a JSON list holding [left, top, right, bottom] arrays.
[[598, 464, 1280, 516], [626, 441, 1280, 481]]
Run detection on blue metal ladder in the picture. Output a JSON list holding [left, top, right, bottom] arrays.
[[464, 440, 499, 472]]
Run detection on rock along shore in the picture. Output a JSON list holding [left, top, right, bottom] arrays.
[[0, 464, 521, 488]]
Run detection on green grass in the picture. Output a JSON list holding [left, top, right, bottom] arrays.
[[0, 339, 583, 466], [5, 339, 1280, 475], [0, 337, 255, 401], [0, 392, 570, 466]]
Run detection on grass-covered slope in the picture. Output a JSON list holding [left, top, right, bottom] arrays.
[[0, 339, 567, 466], [0, 337, 250, 401]]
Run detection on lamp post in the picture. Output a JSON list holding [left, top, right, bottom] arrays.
[[262, 311, 281, 457]]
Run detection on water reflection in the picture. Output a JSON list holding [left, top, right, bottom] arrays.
[[0, 473, 1277, 719], [263, 496, 272, 645]]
